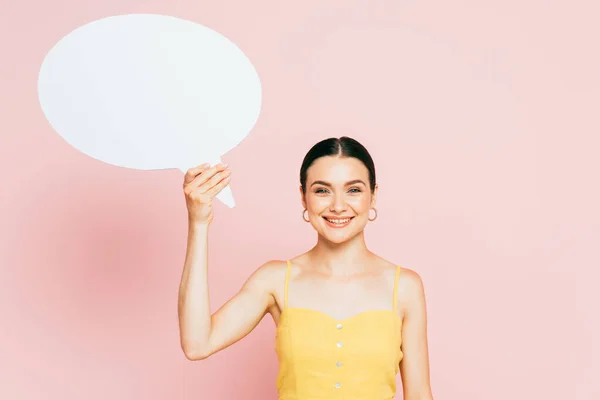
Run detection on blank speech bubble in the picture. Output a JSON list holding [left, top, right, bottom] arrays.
[[37, 14, 263, 208]]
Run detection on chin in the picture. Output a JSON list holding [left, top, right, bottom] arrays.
[[320, 228, 362, 244], [324, 235, 349, 244]]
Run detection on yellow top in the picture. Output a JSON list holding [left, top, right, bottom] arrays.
[[275, 260, 403, 400]]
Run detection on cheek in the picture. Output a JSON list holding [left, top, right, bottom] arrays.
[[306, 196, 328, 210], [348, 196, 371, 211]]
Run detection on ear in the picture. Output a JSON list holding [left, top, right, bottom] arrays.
[[299, 185, 307, 209], [371, 184, 378, 208]]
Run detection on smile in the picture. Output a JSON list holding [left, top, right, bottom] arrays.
[[322, 216, 354, 228]]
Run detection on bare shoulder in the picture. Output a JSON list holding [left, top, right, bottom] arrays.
[[373, 258, 420, 287], [374, 257, 426, 311], [398, 266, 425, 292], [396, 266, 427, 316], [243, 259, 288, 293]]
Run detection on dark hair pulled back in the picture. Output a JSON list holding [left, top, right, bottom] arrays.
[[300, 136, 376, 195]]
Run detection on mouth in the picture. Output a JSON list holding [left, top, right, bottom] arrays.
[[322, 216, 355, 228]]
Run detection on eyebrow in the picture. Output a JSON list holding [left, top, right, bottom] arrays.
[[310, 179, 367, 188]]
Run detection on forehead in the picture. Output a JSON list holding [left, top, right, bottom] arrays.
[[307, 156, 369, 182]]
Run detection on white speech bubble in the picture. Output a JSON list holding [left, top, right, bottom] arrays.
[[37, 14, 263, 208]]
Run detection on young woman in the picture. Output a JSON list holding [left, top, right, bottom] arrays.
[[178, 137, 434, 400]]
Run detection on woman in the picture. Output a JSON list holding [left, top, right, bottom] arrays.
[[178, 137, 434, 400]]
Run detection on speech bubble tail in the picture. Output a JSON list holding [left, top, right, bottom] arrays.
[[178, 159, 235, 208], [215, 184, 235, 208]]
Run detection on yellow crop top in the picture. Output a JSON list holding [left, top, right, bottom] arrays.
[[275, 260, 404, 400]]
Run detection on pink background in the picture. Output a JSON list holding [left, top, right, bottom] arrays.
[[1, 1, 598, 399]]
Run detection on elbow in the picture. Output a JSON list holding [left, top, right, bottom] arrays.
[[183, 350, 205, 361], [181, 343, 210, 361]]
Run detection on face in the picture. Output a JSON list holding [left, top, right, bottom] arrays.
[[300, 156, 377, 244]]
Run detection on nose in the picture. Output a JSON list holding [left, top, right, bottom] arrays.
[[329, 193, 347, 213]]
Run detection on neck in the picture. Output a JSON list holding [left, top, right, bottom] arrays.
[[308, 231, 374, 277]]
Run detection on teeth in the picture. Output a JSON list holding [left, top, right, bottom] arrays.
[[326, 218, 350, 224]]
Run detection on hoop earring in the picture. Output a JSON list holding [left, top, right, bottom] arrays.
[[368, 208, 378, 222], [302, 209, 310, 222]]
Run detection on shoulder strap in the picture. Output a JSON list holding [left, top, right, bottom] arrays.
[[284, 260, 291, 308], [392, 265, 401, 312]]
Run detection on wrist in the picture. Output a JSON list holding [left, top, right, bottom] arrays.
[[188, 219, 211, 230]]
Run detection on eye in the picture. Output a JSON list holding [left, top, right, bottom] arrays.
[[314, 188, 329, 194], [349, 187, 362, 193]]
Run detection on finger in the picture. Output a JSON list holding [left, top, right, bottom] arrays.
[[183, 163, 210, 184], [197, 167, 231, 194], [205, 173, 232, 198], [190, 163, 229, 190]]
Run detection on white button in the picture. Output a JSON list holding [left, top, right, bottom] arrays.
[[336, 323, 343, 329], [334, 382, 341, 389], [336, 341, 343, 348], [336, 361, 342, 367]]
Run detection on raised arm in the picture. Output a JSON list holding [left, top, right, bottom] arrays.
[[178, 224, 277, 359], [177, 163, 277, 360]]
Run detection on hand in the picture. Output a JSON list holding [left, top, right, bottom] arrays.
[[183, 163, 232, 225]]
